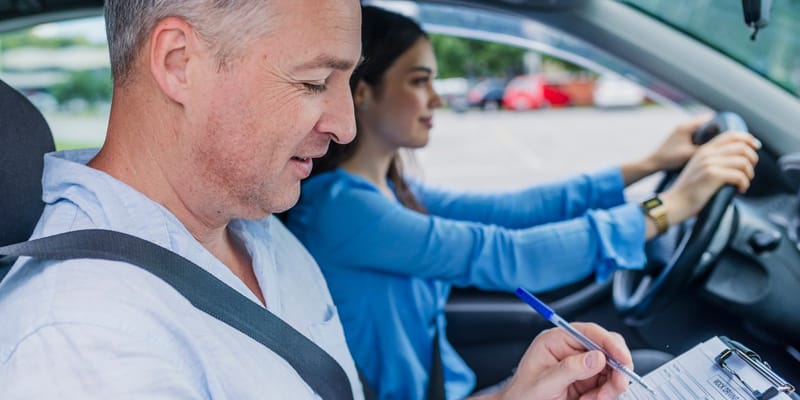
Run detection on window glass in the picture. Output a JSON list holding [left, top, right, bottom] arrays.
[[1, 6, 707, 199], [368, 0, 703, 198], [0, 16, 109, 150], [620, 0, 800, 97]]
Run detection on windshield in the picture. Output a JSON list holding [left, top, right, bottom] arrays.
[[620, 0, 800, 98]]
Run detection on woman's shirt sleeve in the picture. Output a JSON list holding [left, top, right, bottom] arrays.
[[411, 166, 626, 229], [297, 176, 646, 292]]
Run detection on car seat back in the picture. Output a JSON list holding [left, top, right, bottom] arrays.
[[0, 79, 55, 279]]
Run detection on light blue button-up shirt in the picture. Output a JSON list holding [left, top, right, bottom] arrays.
[[286, 167, 646, 400], [0, 150, 363, 399]]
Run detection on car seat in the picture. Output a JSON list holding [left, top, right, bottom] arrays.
[[0, 79, 55, 281]]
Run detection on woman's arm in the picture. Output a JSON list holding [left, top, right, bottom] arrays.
[[412, 167, 626, 229], [414, 118, 708, 228], [306, 185, 645, 292]]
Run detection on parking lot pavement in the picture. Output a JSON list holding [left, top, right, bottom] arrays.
[[45, 111, 109, 148], [414, 106, 691, 198]]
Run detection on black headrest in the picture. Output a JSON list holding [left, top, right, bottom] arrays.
[[0, 79, 55, 247]]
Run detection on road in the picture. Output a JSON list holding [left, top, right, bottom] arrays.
[[415, 106, 692, 197]]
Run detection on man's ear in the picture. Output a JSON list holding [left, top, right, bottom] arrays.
[[148, 17, 200, 105]]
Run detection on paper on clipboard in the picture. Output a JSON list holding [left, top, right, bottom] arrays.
[[620, 337, 793, 400]]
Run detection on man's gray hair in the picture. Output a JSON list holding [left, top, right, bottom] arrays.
[[105, 0, 272, 85]]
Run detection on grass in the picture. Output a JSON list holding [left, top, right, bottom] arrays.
[[55, 140, 103, 151]]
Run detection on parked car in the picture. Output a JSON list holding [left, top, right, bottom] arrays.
[[432, 77, 469, 113], [467, 77, 507, 110], [502, 74, 571, 110], [2, 0, 799, 393], [593, 74, 646, 108]]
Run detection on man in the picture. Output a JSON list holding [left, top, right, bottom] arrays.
[[0, 1, 632, 398]]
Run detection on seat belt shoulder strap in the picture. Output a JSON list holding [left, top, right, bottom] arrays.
[[0, 229, 354, 400]]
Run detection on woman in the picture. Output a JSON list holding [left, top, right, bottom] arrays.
[[285, 6, 760, 399]]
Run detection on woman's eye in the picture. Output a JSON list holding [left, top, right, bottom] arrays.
[[412, 76, 430, 86], [303, 83, 327, 94]]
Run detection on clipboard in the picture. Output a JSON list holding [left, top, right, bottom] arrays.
[[715, 336, 795, 400], [620, 336, 797, 400]]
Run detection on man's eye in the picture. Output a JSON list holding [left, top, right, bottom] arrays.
[[303, 83, 327, 94]]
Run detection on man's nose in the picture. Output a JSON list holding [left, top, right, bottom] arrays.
[[316, 91, 357, 145]]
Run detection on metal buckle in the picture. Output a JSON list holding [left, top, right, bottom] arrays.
[[715, 338, 795, 400]]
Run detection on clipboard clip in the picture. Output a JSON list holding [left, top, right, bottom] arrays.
[[715, 337, 795, 400]]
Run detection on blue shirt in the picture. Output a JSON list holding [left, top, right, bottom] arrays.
[[0, 150, 363, 399], [286, 167, 646, 400]]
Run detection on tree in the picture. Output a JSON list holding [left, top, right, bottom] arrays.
[[1, 29, 96, 50], [430, 34, 526, 79], [51, 69, 112, 109]]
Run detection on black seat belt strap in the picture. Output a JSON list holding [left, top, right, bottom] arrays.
[[0, 229, 354, 400], [428, 329, 446, 400]]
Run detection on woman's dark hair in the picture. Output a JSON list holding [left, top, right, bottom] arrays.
[[312, 6, 428, 213]]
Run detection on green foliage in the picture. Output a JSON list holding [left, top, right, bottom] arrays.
[[55, 139, 105, 151], [542, 55, 587, 74], [0, 30, 97, 49], [51, 69, 112, 107], [430, 34, 526, 78]]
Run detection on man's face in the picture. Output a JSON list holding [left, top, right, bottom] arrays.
[[187, 0, 361, 218]]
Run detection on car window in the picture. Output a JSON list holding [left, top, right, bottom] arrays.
[[368, 0, 705, 198], [2, 6, 703, 200], [0, 16, 109, 150], [619, 0, 800, 97]]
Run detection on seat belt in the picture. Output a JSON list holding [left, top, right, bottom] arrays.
[[0, 229, 354, 400], [428, 329, 446, 400]]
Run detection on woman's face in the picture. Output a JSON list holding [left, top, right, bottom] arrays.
[[358, 37, 443, 150]]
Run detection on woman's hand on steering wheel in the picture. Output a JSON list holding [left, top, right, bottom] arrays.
[[621, 116, 711, 186], [646, 115, 709, 171], [659, 131, 761, 229], [614, 112, 761, 321]]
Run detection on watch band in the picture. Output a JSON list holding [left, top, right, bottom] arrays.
[[640, 196, 669, 235]]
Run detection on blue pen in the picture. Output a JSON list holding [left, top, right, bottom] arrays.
[[514, 288, 656, 395]]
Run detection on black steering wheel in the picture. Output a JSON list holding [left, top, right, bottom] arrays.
[[613, 112, 748, 323]]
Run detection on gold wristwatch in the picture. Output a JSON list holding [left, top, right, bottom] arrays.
[[640, 196, 669, 235]]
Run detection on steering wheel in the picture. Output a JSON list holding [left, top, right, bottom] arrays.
[[613, 112, 748, 323]]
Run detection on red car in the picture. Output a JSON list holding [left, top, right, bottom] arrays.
[[502, 74, 571, 110]]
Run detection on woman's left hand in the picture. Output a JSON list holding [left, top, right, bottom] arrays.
[[647, 115, 710, 171]]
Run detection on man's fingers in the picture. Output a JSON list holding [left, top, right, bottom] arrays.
[[541, 350, 606, 390], [569, 323, 633, 367]]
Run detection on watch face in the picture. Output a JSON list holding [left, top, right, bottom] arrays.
[[643, 197, 663, 209]]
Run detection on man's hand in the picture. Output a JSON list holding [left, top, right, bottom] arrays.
[[476, 323, 632, 400]]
